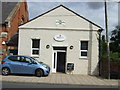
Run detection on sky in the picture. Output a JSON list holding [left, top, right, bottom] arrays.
[[26, 0, 119, 37]]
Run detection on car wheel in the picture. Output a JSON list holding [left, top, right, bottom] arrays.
[[36, 69, 43, 77], [2, 68, 10, 75]]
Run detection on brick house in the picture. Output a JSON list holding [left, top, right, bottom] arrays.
[[0, 1, 28, 61]]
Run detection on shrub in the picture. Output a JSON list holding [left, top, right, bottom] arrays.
[[110, 52, 120, 62]]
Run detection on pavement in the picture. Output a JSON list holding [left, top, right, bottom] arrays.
[[0, 73, 119, 87]]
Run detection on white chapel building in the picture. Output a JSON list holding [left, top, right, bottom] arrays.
[[18, 5, 103, 75]]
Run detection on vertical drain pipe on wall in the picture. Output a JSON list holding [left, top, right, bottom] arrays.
[[88, 23, 93, 75], [98, 29, 103, 76]]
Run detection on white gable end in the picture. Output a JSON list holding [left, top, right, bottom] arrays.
[[19, 5, 101, 31], [18, 5, 102, 75]]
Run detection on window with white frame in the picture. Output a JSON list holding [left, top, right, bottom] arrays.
[[32, 39, 40, 56], [80, 41, 88, 58]]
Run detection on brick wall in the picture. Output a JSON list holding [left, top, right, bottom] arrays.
[[7, 2, 28, 40], [0, 2, 28, 61]]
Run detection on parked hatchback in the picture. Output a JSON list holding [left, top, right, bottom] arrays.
[[1, 55, 50, 77]]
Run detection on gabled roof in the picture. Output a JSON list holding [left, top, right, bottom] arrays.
[[2, 2, 19, 24], [20, 4, 103, 30]]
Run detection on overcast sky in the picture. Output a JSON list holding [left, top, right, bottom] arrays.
[[26, 0, 119, 36]]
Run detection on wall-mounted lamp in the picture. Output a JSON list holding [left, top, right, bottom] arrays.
[[46, 45, 50, 49], [2, 41, 6, 45], [70, 46, 73, 49]]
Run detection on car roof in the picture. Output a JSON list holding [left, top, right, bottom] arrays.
[[7, 55, 31, 58]]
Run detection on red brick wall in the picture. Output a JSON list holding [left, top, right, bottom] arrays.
[[0, 26, 7, 49], [8, 2, 28, 40], [0, 2, 28, 61], [0, 26, 7, 61]]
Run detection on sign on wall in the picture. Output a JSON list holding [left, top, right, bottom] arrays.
[[54, 34, 66, 42]]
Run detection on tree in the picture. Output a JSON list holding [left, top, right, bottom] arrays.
[[110, 25, 120, 52], [101, 35, 107, 60], [101, 25, 120, 60], [110, 25, 120, 61]]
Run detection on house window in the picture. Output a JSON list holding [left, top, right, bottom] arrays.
[[0, 32, 8, 38], [21, 18, 24, 24], [32, 39, 40, 56], [80, 41, 88, 58], [20, 16, 24, 24]]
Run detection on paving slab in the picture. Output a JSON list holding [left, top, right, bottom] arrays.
[[0, 74, 119, 87]]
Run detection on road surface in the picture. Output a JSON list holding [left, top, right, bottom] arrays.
[[2, 81, 119, 89]]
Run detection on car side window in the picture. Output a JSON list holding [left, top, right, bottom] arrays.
[[25, 57, 31, 63], [8, 56, 21, 62], [20, 57, 26, 62], [20, 56, 31, 63]]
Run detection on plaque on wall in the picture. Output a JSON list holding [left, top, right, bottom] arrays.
[[54, 34, 66, 42]]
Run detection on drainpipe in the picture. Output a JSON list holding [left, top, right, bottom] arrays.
[[98, 29, 103, 76]]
